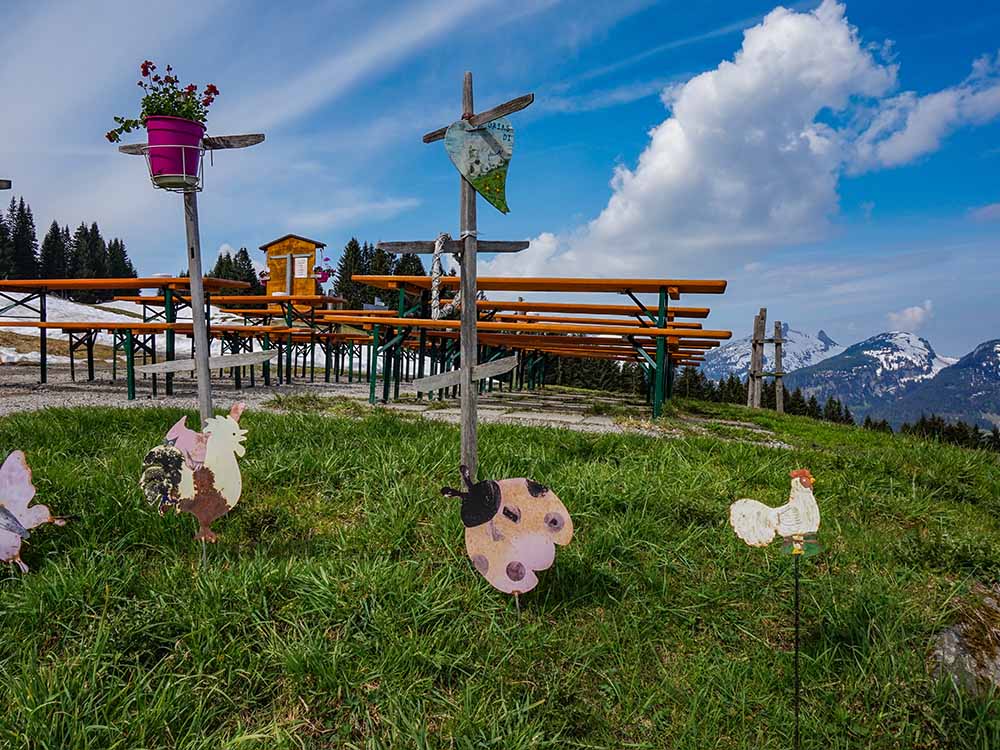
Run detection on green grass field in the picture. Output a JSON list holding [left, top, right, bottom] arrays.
[[0, 400, 998, 749]]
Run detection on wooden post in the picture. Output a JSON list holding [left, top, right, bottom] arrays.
[[747, 308, 766, 409], [183, 192, 213, 426], [774, 320, 784, 414], [460, 72, 480, 480]]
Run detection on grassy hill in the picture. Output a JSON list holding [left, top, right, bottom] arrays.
[[0, 401, 998, 748]]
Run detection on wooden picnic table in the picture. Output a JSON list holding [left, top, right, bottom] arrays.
[[350, 274, 727, 415], [477, 300, 711, 318], [0, 277, 249, 386], [315, 314, 732, 340]]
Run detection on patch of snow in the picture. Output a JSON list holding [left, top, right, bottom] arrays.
[[0, 347, 70, 364], [1, 294, 245, 356]]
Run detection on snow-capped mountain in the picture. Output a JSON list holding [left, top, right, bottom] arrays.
[[783, 332, 957, 417], [871, 339, 1000, 428], [700, 323, 843, 380]]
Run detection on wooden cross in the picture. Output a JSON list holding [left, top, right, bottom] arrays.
[[376, 72, 533, 481], [119, 133, 263, 426]]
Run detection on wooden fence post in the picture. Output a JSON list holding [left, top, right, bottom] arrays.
[[774, 320, 784, 414]]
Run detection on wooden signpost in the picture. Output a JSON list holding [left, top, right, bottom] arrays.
[[746, 308, 784, 412], [119, 134, 264, 426], [0, 179, 10, 190], [376, 72, 532, 480]]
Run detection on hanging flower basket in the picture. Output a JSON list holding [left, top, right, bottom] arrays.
[[107, 61, 219, 193], [144, 116, 205, 191]]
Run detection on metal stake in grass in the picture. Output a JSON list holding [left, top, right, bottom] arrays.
[[728, 470, 820, 750]]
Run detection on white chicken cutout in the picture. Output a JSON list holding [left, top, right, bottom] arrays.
[[0, 451, 66, 572], [730, 469, 820, 554], [140, 404, 248, 542]]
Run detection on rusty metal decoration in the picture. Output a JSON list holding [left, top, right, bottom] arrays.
[[729, 469, 821, 750], [442, 465, 573, 595], [140, 403, 247, 541], [0, 451, 65, 572], [444, 116, 514, 214]]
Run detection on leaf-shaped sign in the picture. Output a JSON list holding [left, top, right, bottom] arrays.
[[444, 117, 514, 214]]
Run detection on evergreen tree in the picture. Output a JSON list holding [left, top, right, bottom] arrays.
[[822, 397, 843, 423], [368, 245, 395, 276], [334, 238, 366, 308], [70, 222, 109, 302], [0, 205, 13, 278], [232, 247, 263, 295], [394, 253, 426, 276], [107, 238, 137, 278], [806, 395, 822, 419], [210, 251, 236, 281], [39, 221, 69, 280], [787, 387, 806, 416], [842, 405, 854, 425], [7, 197, 38, 278]]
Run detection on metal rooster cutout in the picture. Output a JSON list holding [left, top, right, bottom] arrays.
[[0, 451, 65, 572], [730, 469, 820, 555], [442, 465, 573, 595], [140, 404, 248, 541], [729, 468, 820, 750]]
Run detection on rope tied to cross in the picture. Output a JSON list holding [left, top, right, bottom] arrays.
[[432, 232, 463, 319]]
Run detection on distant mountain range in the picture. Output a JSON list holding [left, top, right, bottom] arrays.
[[700, 324, 844, 380], [702, 327, 999, 429], [870, 339, 1000, 428]]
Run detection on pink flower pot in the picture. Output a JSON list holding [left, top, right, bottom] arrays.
[[145, 116, 205, 189]]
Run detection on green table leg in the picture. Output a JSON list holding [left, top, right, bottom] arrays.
[[653, 286, 667, 418], [164, 288, 175, 395], [126, 329, 136, 400], [369, 325, 380, 404]]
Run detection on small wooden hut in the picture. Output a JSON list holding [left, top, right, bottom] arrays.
[[259, 234, 326, 296]]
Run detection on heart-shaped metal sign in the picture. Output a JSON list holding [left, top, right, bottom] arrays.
[[444, 117, 514, 214]]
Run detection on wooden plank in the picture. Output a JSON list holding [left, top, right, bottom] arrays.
[[413, 355, 518, 392], [0, 180, 11, 190], [460, 71, 479, 481], [422, 94, 534, 143], [376, 240, 529, 255], [119, 134, 265, 156], [353, 275, 727, 295], [478, 300, 711, 318], [0, 277, 248, 292], [135, 349, 278, 375], [203, 134, 265, 150]]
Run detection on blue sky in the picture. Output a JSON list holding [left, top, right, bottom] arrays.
[[1, 0, 998, 355]]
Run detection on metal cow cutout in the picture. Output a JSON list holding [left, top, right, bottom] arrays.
[[0, 451, 65, 572], [443, 465, 573, 594]]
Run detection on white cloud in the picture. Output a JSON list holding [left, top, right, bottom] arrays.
[[852, 51, 1000, 170], [484, 1, 1000, 283], [485, 0, 898, 278], [887, 299, 933, 331], [968, 202, 1000, 222]]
